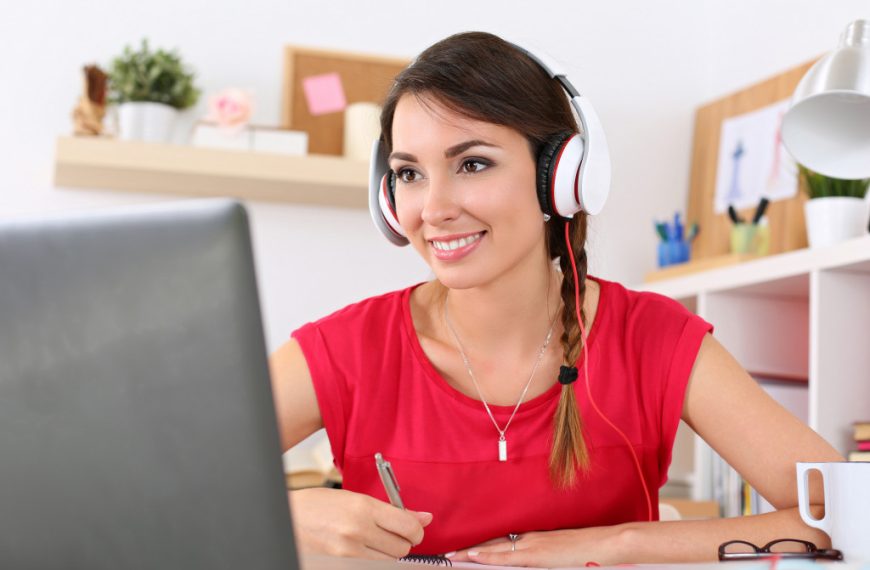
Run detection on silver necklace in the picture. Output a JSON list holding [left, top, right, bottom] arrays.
[[443, 297, 557, 462]]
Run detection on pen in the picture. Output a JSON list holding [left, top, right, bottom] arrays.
[[752, 197, 769, 225], [727, 205, 743, 225], [375, 452, 405, 509]]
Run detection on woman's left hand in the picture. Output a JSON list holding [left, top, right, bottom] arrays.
[[447, 525, 629, 568]]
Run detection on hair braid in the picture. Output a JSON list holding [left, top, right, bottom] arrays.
[[548, 214, 591, 488]]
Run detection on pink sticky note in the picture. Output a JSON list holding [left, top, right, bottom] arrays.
[[302, 72, 347, 116]]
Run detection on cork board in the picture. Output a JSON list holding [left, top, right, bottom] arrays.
[[687, 58, 820, 260], [281, 45, 409, 156]]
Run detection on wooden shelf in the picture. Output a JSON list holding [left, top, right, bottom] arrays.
[[636, 235, 870, 510], [637, 234, 870, 300], [53, 136, 370, 208]]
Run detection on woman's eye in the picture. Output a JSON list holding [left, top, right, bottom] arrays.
[[396, 168, 419, 183], [461, 159, 489, 174]]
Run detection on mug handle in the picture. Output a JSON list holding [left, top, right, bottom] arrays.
[[796, 463, 831, 535]]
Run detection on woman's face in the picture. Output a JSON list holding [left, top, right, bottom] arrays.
[[388, 93, 548, 291]]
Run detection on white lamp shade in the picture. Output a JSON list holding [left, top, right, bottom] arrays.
[[781, 20, 870, 180]]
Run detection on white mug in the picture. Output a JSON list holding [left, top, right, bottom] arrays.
[[797, 462, 870, 561]]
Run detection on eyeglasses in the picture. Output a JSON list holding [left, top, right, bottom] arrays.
[[719, 539, 843, 561]]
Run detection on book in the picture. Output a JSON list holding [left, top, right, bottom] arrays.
[[284, 434, 342, 489], [857, 440, 870, 452], [853, 421, 870, 442], [848, 450, 870, 462]]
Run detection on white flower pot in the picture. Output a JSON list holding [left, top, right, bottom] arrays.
[[117, 102, 178, 143], [804, 196, 868, 249]]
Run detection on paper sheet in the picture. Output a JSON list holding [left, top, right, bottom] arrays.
[[302, 72, 348, 116], [714, 99, 798, 214]]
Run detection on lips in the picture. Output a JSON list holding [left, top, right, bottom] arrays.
[[428, 231, 486, 261]]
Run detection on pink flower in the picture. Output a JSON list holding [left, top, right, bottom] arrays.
[[206, 88, 253, 130]]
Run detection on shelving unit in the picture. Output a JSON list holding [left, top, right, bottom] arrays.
[[636, 235, 870, 504], [53, 136, 370, 208]]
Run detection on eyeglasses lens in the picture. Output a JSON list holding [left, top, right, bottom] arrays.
[[722, 542, 757, 555], [768, 540, 812, 554]]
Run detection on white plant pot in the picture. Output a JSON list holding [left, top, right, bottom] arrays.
[[117, 102, 178, 143], [804, 196, 868, 249]]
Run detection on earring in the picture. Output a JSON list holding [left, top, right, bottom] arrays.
[[543, 213, 552, 222]]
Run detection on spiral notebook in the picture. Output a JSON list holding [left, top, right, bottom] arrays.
[[398, 558, 520, 568], [399, 554, 453, 566]]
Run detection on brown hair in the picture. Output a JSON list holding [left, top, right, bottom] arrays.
[[380, 32, 590, 487]]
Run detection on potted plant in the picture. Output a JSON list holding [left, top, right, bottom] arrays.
[[799, 165, 870, 249], [108, 39, 200, 142]]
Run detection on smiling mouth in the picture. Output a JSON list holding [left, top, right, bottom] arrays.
[[429, 231, 486, 252]]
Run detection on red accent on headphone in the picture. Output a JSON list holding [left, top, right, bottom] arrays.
[[549, 139, 571, 218], [382, 175, 397, 219], [573, 166, 581, 209]]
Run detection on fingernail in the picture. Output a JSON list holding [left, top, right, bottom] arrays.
[[444, 552, 456, 558], [468, 551, 479, 557]]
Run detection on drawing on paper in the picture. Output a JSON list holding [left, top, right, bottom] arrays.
[[714, 99, 797, 214]]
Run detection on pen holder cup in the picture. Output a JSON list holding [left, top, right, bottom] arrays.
[[730, 223, 769, 256], [657, 240, 690, 268]]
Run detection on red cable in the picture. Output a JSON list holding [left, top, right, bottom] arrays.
[[564, 221, 654, 523], [768, 553, 781, 570]]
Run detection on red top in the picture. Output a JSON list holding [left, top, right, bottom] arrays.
[[291, 276, 712, 555]]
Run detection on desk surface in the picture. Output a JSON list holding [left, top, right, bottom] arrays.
[[300, 553, 859, 570], [302, 554, 405, 570]]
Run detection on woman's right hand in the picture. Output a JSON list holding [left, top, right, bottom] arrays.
[[289, 487, 433, 560]]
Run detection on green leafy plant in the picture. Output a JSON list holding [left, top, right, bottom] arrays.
[[798, 164, 870, 200], [108, 39, 200, 110]]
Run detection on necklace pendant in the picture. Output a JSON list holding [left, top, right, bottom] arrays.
[[498, 436, 507, 462]]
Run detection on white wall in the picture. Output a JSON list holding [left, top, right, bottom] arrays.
[[1, 0, 867, 354]]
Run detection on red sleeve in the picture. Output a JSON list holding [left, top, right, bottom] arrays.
[[658, 310, 713, 486], [291, 321, 349, 472], [288, 289, 407, 473], [627, 290, 713, 487]]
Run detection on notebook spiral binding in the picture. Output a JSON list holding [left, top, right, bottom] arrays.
[[398, 554, 452, 566]]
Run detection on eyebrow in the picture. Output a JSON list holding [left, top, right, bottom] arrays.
[[388, 139, 500, 163]]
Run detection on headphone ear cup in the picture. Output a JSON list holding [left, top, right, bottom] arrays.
[[377, 172, 406, 242], [369, 139, 409, 246], [536, 132, 574, 219], [386, 171, 397, 212]]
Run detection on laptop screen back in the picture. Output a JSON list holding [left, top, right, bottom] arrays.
[[0, 200, 298, 569]]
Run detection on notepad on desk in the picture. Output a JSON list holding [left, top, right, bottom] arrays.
[[403, 562, 770, 570]]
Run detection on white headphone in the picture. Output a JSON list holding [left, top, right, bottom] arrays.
[[368, 42, 611, 247]]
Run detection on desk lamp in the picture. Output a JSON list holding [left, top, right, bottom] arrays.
[[781, 19, 870, 180]]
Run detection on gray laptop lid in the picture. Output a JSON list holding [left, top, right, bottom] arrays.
[[0, 199, 298, 569]]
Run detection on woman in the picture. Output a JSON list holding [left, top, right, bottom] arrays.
[[269, 31, 840, 566]]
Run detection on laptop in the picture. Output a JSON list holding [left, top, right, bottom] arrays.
[[0, 199, 298, 569]]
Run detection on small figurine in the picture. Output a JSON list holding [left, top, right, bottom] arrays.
[[72, 65, 108, 136]]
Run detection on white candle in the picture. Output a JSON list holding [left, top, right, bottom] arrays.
[[343, 102, 382, 161]]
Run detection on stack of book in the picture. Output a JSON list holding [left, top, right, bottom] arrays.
[[848, 421, 870, 462], [284, 435, 343, 490]]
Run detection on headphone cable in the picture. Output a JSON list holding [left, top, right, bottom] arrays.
[[563, 221, 653, 523]]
